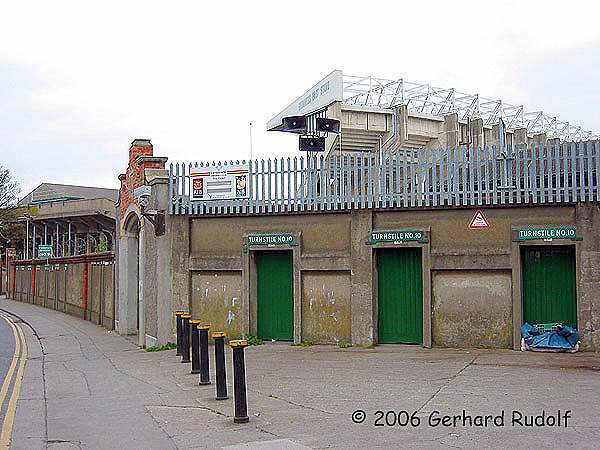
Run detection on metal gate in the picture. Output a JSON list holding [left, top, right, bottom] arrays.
[[522, 246, 577, 328], [377, 248, 423, 344], [256, 251, 293, 341]]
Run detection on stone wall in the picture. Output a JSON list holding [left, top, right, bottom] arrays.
[[191, 271, 244, 338], [164, 205, 600, 350], [432, 270, 512, 348], [8, 255, 115, 329]]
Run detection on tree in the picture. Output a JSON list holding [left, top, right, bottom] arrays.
[[0, 167, 19, 209], [0, 167, 24, 245]]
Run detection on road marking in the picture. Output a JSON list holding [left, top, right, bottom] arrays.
[[0, 313, 27, 450], [0, 314, 19, 413]]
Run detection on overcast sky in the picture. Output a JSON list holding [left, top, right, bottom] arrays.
[[1, 1, 599, 197]]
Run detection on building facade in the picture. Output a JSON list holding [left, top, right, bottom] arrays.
[[118, 139, 600, 351]]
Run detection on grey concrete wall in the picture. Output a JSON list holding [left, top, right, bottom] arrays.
[[301, 271, 351, 344], [432, 270, 512, 348], [191, 214, 351, 257], [152, 178, 174, 345], [102, 264, 115, 328], [89, 263, 102, 322], [513, 128, 528, 148], [575, 205, 600, 350], [144, 204, 600, 351], [470, 118, 484, 149], [8, 260, 115, 330], [350, 210, 374, 345], [117, 234, 139, 335], [170, 215, 190, 333], [374, 206, 573, 258], [144, 221, 158, 339], [189, 214, 352, 344], [191, 271, 243, 338], [443, 113, 459, 148]]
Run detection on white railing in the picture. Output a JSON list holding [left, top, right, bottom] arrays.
[[169, 141, 600, 215]]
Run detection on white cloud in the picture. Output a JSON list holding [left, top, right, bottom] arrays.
[[1, 0, 599, 194]]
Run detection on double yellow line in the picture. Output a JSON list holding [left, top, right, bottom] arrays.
[[0, 312, 28, 449]]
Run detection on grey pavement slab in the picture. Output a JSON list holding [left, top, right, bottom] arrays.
[[222, 439, 314, 450], [1, 297, 599, 449]]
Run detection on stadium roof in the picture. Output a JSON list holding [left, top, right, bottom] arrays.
[[268, 70, 597, 141], [18, 183, 119, 207]]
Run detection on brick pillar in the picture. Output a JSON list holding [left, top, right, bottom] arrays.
[[119, 139, 154, 219], [116, 138, 169, 344]]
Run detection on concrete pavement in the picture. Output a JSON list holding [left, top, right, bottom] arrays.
[[1, 296, 599, 449]]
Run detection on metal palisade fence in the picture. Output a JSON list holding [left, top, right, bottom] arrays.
[[169, 141, 600, 215]]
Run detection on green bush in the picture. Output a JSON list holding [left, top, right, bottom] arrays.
[[146, 342, 177, 352], [291, 341, 314, 347], [338, 342, 353, 349], [243, 333, 263, 346]]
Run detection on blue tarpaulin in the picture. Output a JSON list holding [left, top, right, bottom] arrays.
[[521, 323, 579, 352]]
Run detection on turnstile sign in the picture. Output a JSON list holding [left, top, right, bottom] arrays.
[[38, 245, 53, 259], [247, 233, 295, 246], [368, 230, 424, 244], [516, 227, 577, 241]]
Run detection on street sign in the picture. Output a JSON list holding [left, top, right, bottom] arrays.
[[38, 245, 53, 259], [190, 164, 249, 201], [469, 210, 490, 229]]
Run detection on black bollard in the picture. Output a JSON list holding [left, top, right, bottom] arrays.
[[189, 319, 201, 374], [211, 331, 228, 400], [229, 339, 249, 423], [198, 324, 211, 385], [175, 310, 185, 356], [181, 314, 192, 363]]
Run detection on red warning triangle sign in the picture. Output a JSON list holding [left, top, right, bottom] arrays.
[[469, 210, 490, 229]]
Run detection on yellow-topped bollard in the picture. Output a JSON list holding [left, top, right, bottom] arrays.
[[174, 311, 186, 356], [197, 323, 211, 385], [211, 331, 228, 400], [189, 319, 202, 374], [228, 339, 249, 423], [180, 314, 192, 363]]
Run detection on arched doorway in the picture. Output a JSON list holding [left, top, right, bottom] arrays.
[[118, 212, 144, 345]]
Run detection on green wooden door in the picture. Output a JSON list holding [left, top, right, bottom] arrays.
[[522, 246, 577, 328], [377, 248, 423, 344], [256, 251, 293, 340]]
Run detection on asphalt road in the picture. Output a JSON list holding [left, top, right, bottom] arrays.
[[0, 313, 16, 426]]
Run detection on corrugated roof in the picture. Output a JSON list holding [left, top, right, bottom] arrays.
[[18, 183, 119, 206]]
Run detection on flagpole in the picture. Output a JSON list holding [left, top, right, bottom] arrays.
[[249, 122, 253, 162]]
